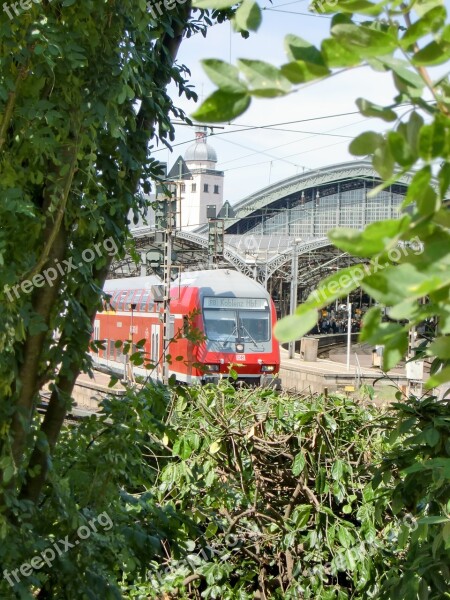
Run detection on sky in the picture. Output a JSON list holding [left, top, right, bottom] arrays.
[[154, 1, 404, 204]]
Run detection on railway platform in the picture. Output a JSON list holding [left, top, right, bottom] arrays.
[[280, 341, 410, 404], [69, 338, 417, 413]]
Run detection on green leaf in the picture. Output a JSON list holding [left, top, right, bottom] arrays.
[[209, 440, 221, 454], [331, 459, 344, 480], [318, 0, 384, 15], [108, 376, 119, 388], [338, 526, 352, 548], [173, 436, 193, 460], [307, 264, 367, 307], [377, 56, 425, 90], [401, 6, 447, 47], [280, 61, 330, 84], [428, 336, 450, 359], [425, 365, 450, 388], [328, 217, 411, 257], [360, 307, 382, 342], [424, 427, 441, 447], [349, 131, 383, 156], [192, 90, 251, 122], [412, 41, 450, 66], [292, 451, 306, 476], [205, 522, 218, 539], [387, 298, 418, 321], [202, 60, 247, 94], [417, 516, 450, 525], [2, 464, 15, 484], [237, 59, 291, 97], [356, 98, 397, 122], [234, 0, 262, 32], [382, 332, 408, 370], [273, 310, 318, 342], [438, 162, 450, 197], [321, 37, 362, 68], [192, 0, 235, 7], [285, 34, 325, 63], [406, 111, 425, 155], [331, 23, 397, 57], [416, 185, 440, 217], [387, 131, 415, 167], [402, 166, 432, 208], [361, 263, 434, 306], [419, 119, 448, 161], [372, 138, 395, 179], [415, 0, 446, 19], [291, 505, 311, 528]]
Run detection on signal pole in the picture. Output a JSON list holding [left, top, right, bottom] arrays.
[[161, 184, 178, 385], [288, 242, 299, 359]]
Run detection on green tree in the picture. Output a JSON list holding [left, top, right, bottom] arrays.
[[0, 0, 206, 516]]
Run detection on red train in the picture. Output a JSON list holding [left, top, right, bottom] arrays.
[[93, 269, 281, 386]]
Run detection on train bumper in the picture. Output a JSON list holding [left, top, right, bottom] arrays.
[[202, 374, 281, 389]]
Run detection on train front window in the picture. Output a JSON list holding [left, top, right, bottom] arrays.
[[203, 310, 238, 341], [239, 311, 270, 342], [203, 300, 270, 344]]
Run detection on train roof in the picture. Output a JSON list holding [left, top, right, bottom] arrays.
[[172, 269, 269, 298], [103, 270, 269, 300], [103, 275, 162, 292]]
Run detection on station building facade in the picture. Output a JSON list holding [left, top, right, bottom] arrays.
[[120, 155, 411, 318]]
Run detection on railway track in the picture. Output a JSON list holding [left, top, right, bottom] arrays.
[[38, 392, 99, 423]]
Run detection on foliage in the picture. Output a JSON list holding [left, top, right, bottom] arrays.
[[0, 382, 175, 599], [193, 0, 450, 389], [372, 395, 450, 600], [0, 375, 446, 599], [0, 0, 219, 519], [141, 382, 390, 599], [0, 380, 390, 599]]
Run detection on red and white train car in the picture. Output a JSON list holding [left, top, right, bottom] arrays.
[[93, 269, 281, 386]]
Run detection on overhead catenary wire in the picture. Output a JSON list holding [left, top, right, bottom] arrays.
[[219, 117, 368, 167], [222, 138, 348, 173], [263, 7, 333, 18], [153, 109, 364, 155]]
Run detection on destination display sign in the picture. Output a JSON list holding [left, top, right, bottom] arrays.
[[204, 297, 268, 310]]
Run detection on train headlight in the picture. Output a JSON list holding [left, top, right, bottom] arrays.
[[236, 343, 244, 352], [204, 364, 220, 372], [261, 365, 275, 373]]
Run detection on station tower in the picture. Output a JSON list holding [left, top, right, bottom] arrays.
[[169, 126, 224, 230]]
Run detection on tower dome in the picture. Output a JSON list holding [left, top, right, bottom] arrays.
[[185, 126, 217, 163]]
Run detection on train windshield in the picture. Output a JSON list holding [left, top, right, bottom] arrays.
[[203, 298, 270, 343], [203, 310, 238, 341]]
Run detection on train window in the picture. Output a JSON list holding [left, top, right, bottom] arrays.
[[204, 309, 237, 341], [139, 290, 151, 311], [203, 306, 270, 343], [109, 291, 120, 311], [239, 311, 270, 342], [117, 291, 128, 311], [124, 290, 135, 310], [132, 290, 142, 309]]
